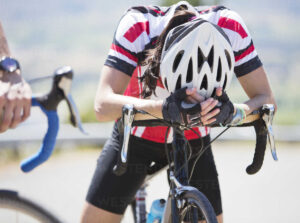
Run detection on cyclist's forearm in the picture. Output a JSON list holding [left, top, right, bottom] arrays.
[[0, 22, 23, 83], [237, 67, 277, 115], [0, 22, 10, 57], [94, 93, 163, 122], [236, 93, 277, 115]]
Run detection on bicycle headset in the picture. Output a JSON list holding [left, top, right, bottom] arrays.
[[160, 17, 235, 98]]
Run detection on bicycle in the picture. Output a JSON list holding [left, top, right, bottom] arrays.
[[0, 66, 85, 223], [113, 103, 277, 223]]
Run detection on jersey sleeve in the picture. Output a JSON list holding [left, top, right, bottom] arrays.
[[217, 9, 263, 77], [104, 9, 149, 76]]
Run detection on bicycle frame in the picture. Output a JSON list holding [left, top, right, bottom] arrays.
[[169, 128, 190, 222]]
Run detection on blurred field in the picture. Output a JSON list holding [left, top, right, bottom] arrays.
[[0, 142, 299, 222]]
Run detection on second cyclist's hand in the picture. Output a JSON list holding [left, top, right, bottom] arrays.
[[0, 72, 31, 133]]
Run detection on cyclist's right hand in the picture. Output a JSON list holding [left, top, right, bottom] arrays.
[[0, 72, 31, 132], [162, 87, 218, 126]]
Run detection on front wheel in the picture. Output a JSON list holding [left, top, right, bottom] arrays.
[[0, 190, 62, 223], [172, 187, 218, 223]]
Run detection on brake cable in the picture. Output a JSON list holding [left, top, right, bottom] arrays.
[[134, 109, 231, 183], [188, 127, 230, 183]]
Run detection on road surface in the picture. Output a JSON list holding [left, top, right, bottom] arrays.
[[0, 142, 299, 222]]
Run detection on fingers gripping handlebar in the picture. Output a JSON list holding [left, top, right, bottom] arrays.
[[20, 66, 86, 172], [113, 104, 277, 176]]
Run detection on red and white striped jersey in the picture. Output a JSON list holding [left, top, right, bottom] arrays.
[[105, 1, 262, 143]]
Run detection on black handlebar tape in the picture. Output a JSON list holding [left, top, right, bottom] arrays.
[[246, 119, 268, 175], [113, 119, 129, 176]]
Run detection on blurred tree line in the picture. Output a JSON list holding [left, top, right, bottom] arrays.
[[162, 0, 221, 6]]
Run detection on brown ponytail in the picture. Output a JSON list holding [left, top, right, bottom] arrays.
[[140, 9, 196, 98]]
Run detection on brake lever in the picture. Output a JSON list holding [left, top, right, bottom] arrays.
[[21, 66, 87, 172], [113, 104, 136, 176], [261, 104, 278, 161], [121, 104, 135, 163], [55, 66, 88, 135]]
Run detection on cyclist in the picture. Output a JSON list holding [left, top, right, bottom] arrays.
[[81, 2, 276, 223], [0, 21, 31, 133]]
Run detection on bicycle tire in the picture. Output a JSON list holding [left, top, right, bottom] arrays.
[[0, 190, 62, 223], [170, 187, 218, 223]]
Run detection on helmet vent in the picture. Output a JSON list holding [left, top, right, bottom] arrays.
[[223, 73, 227, 89], [207, 46, 214, 71], [173, 50, 184, 73], [225, 50, 232, 70], [197, 47, 204, 73], [216, 58, 222, 81], [164, 78, 169, 91], [175, 74, 182, 91], [200, 74, 208, 90], [186, 58, 193, 83]]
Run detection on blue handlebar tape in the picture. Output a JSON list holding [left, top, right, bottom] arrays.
[[20, 98, 59, 172]]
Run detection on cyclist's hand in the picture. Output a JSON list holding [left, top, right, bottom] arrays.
[[162, 87, 196, 125], [186, 87, 220, 126], [162, 87, 216, 126], [208, 88, 235, 126], [0, 72, 31, 132]]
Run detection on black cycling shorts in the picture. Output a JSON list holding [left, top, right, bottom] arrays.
[[86, 124, 222, 216]]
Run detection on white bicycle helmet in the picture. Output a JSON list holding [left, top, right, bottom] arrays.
[[160, 18, 235, 98]]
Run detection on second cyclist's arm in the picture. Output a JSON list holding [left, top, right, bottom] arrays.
[[0, 22, 31, 132], [94, 66, 163, 122]]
